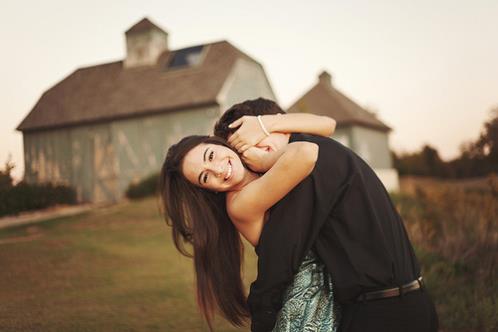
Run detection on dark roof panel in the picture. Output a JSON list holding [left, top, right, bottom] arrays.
[[167, 45, 204, 68]]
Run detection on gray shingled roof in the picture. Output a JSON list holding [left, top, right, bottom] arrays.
[[17, 41, 259, 132], [288, 73, 391, 132]]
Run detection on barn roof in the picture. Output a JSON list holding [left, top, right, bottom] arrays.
[[17, 41, 259, 132], [125, 17, 166, 35], [288, 71, 391, 132]]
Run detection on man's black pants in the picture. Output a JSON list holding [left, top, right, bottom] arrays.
[[339, 289, 439, 332]]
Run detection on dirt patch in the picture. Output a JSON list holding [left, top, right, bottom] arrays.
[[0, 204, 107, 230], [0, 233, 43, 245]]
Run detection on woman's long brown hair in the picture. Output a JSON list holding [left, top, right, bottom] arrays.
[[158, 135, 249, 330]]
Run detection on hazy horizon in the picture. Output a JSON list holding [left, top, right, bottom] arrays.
[[2, 0, 497, 180]]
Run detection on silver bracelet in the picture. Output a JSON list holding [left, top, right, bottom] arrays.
[[257, 115, 271, 136]]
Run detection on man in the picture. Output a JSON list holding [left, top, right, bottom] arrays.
[[214, 98, 439, 332]]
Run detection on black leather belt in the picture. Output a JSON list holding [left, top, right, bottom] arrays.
[[356, 277, 424, 302]]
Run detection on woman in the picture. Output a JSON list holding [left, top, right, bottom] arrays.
[[159, 113, 340, 331]]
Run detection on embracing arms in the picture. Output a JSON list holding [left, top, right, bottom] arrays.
[[263, 113, 336, 137], [223, 113, 328, 244], [228, 113, 336, 153], [227, 142, 318, 246]]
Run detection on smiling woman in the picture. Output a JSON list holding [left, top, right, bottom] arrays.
[[159, 135, 248, 330], [158, 134, 319, 331], [181, 142, 248, 192]]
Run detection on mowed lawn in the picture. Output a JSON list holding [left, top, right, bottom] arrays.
[[0, 197, 258, 331]]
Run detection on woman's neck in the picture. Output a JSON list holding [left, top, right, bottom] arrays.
[[232, 169, 260, 192]]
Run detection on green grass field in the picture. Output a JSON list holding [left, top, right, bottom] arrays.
[[1, 178, 496, 331], [0, 197, 257, 331]]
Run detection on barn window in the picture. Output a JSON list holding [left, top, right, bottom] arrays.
[[167, 45, 204, 69]]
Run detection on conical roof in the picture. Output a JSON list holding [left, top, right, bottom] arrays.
[[288, 71, 391, 132]]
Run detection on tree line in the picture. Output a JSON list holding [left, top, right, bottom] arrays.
[[392, 107, 498, 178]]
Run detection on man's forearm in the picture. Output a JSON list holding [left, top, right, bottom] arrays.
[[263, 113, 336, 137], [259, 148, 286, 172]]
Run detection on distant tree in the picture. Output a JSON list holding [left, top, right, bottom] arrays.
[[394, 106, 498, 179], [448, 107, 498, 178], [0, 154, 15, 190], [448, 141, 479, 178], [420, 145, 446, 177], [474, 107, 498, 172], [393, 144, 445, 177]]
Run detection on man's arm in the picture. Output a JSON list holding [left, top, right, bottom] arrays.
[[239, 146, 283, 173], [247, 176, 317, 331], [247, 134, 349, 332], [228, 142, 318, 226], [228, 113, 336, 152], [264, 113, 336, 137]]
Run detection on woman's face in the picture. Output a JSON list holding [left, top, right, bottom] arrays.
[[181, 143, 245, 192]]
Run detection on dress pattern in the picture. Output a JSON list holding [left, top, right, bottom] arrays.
[[272, 249, 340, 332]]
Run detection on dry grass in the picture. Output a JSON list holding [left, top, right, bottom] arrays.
[[394, 175, 498, 332], [1, 177, 496, 331], [0, 198, 257, 332]]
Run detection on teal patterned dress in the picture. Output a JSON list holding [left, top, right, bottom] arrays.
[[272, 249, 340, 332]]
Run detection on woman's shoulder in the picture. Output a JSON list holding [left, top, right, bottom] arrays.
[[226, 191, 243, 220], [226, 190, 267, 225], [226, 191, 266, 247]]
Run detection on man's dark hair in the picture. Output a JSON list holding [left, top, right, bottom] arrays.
[[214, 97, 286, 139]]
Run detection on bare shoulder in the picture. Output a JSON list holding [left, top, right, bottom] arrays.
[[226, 191, 264, 247], [226, 191, 243, 222]]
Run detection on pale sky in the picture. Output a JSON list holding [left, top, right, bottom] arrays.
[[1, 0, 497, 180]]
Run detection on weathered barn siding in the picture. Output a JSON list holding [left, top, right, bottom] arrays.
[[24, 125, 108, 202], [350, 126, 392, 169], [23, 105, 220, 203], [331, 127, 352, 148], [218, 58, 276, 112], [24, 129, 67, 185], [110, 105, 220, 199]]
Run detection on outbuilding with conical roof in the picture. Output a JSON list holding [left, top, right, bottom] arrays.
[[288, 71, 399, 191]]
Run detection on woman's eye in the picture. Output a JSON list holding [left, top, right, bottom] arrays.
[[208, 151, 214, 161], [203, 173, 208, 183]]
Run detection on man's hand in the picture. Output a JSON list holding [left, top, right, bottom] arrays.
[[241, 147, 273, 173], [228, 116, 268, 153]]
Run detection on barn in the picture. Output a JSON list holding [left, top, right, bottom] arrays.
[[288, 71, 399, 192], [16, 18, 276, 203]]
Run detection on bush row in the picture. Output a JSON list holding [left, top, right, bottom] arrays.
[[0, 182, 77, 217], [125, 173, 160, 200]]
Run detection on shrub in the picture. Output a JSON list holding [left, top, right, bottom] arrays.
[[125, 173, 160, 199], [0, 156, 15, 190], [0, 181, 77, 217]]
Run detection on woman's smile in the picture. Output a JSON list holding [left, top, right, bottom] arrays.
[[181, 143, 247, 192], [225, 159, 233, 181]]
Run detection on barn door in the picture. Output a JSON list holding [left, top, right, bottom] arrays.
[[92, 127, 118, 203]]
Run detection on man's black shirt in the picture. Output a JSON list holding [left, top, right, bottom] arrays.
[[247, 134, 420, 332]]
